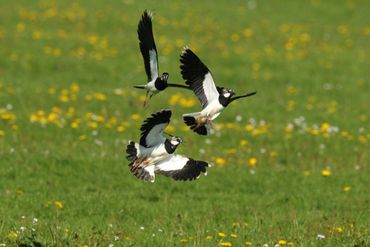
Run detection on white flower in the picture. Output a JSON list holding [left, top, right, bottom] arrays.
[[33, 218, 38, 224], [317, 234, 325, 239], [140, 226, 145, 230]]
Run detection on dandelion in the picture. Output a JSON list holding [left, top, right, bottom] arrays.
[[131, 114, 140, 120], [220, 242, 232, 247], [215, 157, 226, 166], [8, 231, 18, 238], [248, 157, 257, 167], [79, 135, 87, 141], [278, 240, 287, 245], [55, 201, 63, 209], [206, 235, 213, 240], [343, 186, 351, 192], [243, 28, 253, 38], [230, 233, 237, 238], [180, 239, 188, 243], [218, 232, 226, 237], [245, 241, 253, 246], [321, 169, 331, 177]]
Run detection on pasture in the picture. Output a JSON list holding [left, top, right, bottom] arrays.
[[0, 0, 369, 246]]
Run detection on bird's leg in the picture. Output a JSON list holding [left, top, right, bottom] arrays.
[[143, 91, 149, 108], [207, 119, 213, 128]]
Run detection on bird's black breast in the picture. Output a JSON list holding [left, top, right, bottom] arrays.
[[164, 139, 176, 154], [155, 78, 168, 91], [218, 95, 229, 107]]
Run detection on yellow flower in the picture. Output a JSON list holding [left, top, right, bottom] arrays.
[[248, 157, 257, 167], [215, 158, 226, 166], [278, 240, 287, 245], [343, 186, 351, 192], [245, 242, 253, 246], [180, 239, 188, 243], [320, 122, 330, 132], [220, 242, 232, 247], [243, 28, 253, 38], [206, 235, 213, 240], [322, 169, 331, 177], [116, 126, 125, 133], [82, 244, 89, 247], [218, 232, 226, 237], [55, 201, 63, 209], [131, 114, 141, 120], [71, 122, 79, 129], [240, 139, 248, 146], [245, 124, 254, 132], [94, 93, 106, 101], [230, 233, 237, 238], [79, 135, 87, 141], [335, 227, 343, 233], [8, 231, 18, 238], [70, 83, 80, 93], [32, 30, 42, 40], [48, 87, 56, 94]]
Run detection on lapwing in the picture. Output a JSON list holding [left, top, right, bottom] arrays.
[[135, 10, 190, 107], [125, 109, 210, 182], [180, 48, 256, 135]]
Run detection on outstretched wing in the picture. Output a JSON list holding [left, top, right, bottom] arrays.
[[180, 48, 219, 109], [155, 154, 209, 181], [140, 109, 171, 148], [137, 10, 159, 82]]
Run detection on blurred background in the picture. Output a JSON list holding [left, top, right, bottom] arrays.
[[0, 0, 369, 246]]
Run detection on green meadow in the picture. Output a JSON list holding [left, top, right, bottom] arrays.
[[0, 0, 369, 246]]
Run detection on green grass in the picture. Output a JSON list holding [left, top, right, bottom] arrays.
[[0, 0, 369, 246]]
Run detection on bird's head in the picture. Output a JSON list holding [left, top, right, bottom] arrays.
[[170, 136, 183, 147], [161, 72, 169, 82], [221, 88, 235, 98]]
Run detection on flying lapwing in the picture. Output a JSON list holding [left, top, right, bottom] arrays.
[[180, 48, 256, 135]]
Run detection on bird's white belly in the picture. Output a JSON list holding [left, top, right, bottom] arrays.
[[201, 100, 224, 119], [138, 143, 169, 164], [146, 79, 158, 92]]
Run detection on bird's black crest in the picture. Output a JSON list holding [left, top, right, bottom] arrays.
[[139, 109, 171, 147]]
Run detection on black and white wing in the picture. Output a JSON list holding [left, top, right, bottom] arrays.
[[155, 155, 209, 181], [140, 109, 171, 148], [138, 10, 159, 82], [180, 48, 219, 109]]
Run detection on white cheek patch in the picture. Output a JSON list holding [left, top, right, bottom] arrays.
[[224, 92, 230, 98], [170, 140, 179, 145]]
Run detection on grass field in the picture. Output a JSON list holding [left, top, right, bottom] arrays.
[[0, 0, 369, 246]]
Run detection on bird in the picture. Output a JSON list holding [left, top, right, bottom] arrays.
[[180, 48, 257, 135], [135, 10, 190, 107], [126, 109, 210, 182]]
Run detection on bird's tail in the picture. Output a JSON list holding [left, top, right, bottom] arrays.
[[126, 141, 140, 161], [133, 85, 146, 89], [183, 112, 211, 136]]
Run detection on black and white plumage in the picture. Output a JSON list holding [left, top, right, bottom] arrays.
[[125, 109, 210, 182], [126, 109, 181, 167], [134, 10, 190, 107], [180, 48, 256, 135]]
